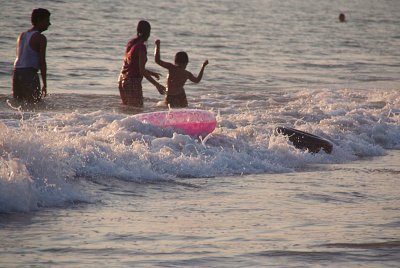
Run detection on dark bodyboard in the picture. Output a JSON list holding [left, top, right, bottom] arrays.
[[275, 127, 333, 154]]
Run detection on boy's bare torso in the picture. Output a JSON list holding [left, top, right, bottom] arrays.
[[166, 66, 190, 95]]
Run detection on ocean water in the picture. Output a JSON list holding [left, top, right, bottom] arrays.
[[0, 0, 400, 267]]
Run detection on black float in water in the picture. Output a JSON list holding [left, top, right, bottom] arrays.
[[275, 127, 333, 154]]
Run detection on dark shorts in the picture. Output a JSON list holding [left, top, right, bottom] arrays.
[[12, 68, 41, 102], [165, 92, 188, 108], [118, 77, 143, 107]]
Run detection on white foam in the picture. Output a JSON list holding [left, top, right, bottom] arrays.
[[0, 88, 399, 212]]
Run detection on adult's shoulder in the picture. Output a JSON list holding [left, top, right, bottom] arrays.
[[29, 31, 47, 52], [127, 38, 146, 53], [31, 31, 47, 43], [136, 40, 146, 50], [17, 32, 24, 42]]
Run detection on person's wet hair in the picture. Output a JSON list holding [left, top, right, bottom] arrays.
[[31, 8, 50, 26], [175, 52, 189, 66], [137, 20, 151, 40]]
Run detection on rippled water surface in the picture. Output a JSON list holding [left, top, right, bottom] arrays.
[[0, 0, 399, 267]]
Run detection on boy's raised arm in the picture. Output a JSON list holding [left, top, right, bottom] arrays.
[[189, 60, 208, 83], [154, 39, 173, 69]]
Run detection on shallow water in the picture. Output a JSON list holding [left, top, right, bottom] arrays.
[[0, 0, 399, 267], [1, 152, 399, 267]]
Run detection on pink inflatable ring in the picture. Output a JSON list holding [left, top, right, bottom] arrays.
[[133, 109, 217, 136]]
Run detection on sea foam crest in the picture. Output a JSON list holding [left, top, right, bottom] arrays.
[[0, 88, 399, 212], [0, 122, 87, 213]]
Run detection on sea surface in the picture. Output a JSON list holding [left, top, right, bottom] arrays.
[[0, 0, 399, 267]]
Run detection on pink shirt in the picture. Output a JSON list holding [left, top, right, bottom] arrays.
[[119, 38, 147, 79]]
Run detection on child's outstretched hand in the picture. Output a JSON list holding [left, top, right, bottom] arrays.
[[203, 60, 209, 67], [155, 39, 160, 46]]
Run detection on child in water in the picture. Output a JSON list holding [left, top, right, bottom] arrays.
[[154, 39, 208, 108]]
